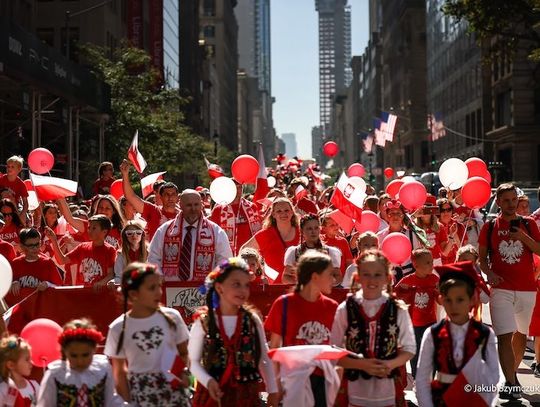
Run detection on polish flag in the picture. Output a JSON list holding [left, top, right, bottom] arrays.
[[140, 171, 166, 198], [127, 130, 147, 173], [442, 345, 498, 406], [295, 184, 308, 201], [29, 173, 78, 201], [264, 263, 279, 283], [203, 156, 224, 179], [252, 144, 270, 206], [329, 209, 355, 234], [330, 173, 364, 221]]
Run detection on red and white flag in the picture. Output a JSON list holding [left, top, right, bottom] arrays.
[[128, 130, 147, 173], [442, 345, 498, 406], [329, 209, 355, 234], [264, 264, 279, 283], [330, 173, 364, 221], [140, 171, 166, 198], [253, 144, 270, 206], [29, 173, 78, 201], [295, 184, 308, 201], [203, 156, 224, 179]]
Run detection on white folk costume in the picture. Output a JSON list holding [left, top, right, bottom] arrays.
[[148, 212, 232, 281], [216, 199, 262, 254], [331, 292, 416, 407], [37, 355, 125, 407]]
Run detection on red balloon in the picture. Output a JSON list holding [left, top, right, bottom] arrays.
[[461, 176, 491, 209], [355, 210, 381, 233], [384, 167, 394, 178], [399, 181, 427, 211], [465, 157, 487, 178], [348, 163, 366, 178], [386, 179, 404, 199], [231, 154, 259, 184], [323, 141, 339, 158], [110, 179, 123, 200], [23, 179, 33, 192], [381, 232, 413, 264], [20, 318, 62, 367], [28, 148, 54, 174], [482, 170, 492, 184]]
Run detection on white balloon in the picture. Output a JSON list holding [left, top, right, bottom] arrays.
[[348, 176, 367, 194], [439, 158, 469, 190], [401, 176, 416, 184], [0, 255, 12, 299], [27, 191, 39, 211], [267, 176, 276, 188], [209, 177, 237, 205]]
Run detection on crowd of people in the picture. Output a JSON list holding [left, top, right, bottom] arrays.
[[0, 153, 538, 406]]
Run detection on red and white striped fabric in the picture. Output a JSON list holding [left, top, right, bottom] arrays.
[[253, 144, 270, 205], [330, 173, 364, 221], [29, 173, 78, 201], [295, 184, 308, 201], [140, 171, 166, 198], [127, 130, 147, 173], [203, 156, 224, 179]]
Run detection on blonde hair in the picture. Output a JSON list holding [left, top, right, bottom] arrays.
[[356, 249, 392, 295], [456, 244, 479, 262], [0, 335, 31, 381], [262, 197, 298, 229], [6, 156, 23, 168]]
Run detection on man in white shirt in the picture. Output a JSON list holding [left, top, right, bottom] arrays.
[[148, 189, 232, 281]]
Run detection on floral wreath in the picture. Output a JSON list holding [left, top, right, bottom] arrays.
[[123, 264, 156, 289], [198, 257, 249, 308], [58, 328, 105, 346]]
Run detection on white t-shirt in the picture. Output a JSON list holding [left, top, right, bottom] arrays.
[[283, 245, 341, 268], [104, 307, 189, 374]]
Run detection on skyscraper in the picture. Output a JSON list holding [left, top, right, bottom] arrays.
[[315, 0, 352, 129], [281, 133, 298, 157]]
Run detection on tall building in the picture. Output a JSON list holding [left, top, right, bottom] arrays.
[[311, 126, 324, 162], [281, 133, 298, 157], [235, 0, 274, 159], [315, 0, 352, 130]]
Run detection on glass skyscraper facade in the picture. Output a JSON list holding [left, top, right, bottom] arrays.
[[163, 0, 180, 88]]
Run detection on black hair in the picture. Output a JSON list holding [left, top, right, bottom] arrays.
[[0, 199, 23, 228], [439, 275, 475, 298], [300, 213, 319, 230], [18, 228, 41, 245], [159, 182, 179, 196], [89, 214, 112, 232]]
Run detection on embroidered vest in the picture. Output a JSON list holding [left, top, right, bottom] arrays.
[[344, 296, 400, 381], [430, 319, 490, 406], [201, 310, 262, 384], [219, 199, 262, 252], [162, 214, 216, 281]]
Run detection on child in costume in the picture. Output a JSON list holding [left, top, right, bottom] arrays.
[[104, 262, 190, 406], [416, 261, 500, 406], [189, 257, 278, 406], [37, 318, 125, 406], [331, 249, 416, 407], [0, 335, 38, 406]]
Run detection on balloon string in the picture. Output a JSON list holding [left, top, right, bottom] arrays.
[[457, 209, 474, 249]]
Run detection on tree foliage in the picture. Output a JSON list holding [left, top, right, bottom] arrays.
[[80, 43, 230, 187], [443, 0, 540, 60]]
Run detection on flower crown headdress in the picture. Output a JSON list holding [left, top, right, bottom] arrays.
[[58, 327, 104, 346], [198, 257, 249, 308], [123, 264, 156, 289]]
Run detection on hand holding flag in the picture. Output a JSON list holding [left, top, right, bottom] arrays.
[[127, 130, 147, 173]]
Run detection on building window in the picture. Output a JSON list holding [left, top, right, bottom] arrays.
[[203, 25, 215, 38], [495, 90, 511, 128], [36, 28, 54, 47], [203, 0, 215, 16]]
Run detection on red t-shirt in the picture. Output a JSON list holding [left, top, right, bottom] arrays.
[[80, 219, 121, 249], [0, 240, 16, 263], [265, 292, 338, 346], [142, 201, 177, 240], [12, 254, 63, 287], [440, 221, 467, 264], [321, 235, 353, 274], [423, 223, 448, 260], [92, 178, 115, 195], [254, 227, 300, 283], [66, 242, 116, 286], [394, 273, 439, 326], [210, 202, 260, 254], [0, 223, 21, 245], [478, 216, 540, 291], [0, 175, 28, 204]]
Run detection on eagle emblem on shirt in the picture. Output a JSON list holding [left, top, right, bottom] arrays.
[[164, 242, 179, 262], [499, 240, 524, 264], [414, 292, 429, 309]]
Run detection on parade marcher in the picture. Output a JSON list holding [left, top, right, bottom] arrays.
[[342, 231, 378, 289], [0, 335, 39, 407], [242, 197, 300, 283], [0, 199, 23, 246], [148, 189, 232, 281], [37, 319, 125, 407], [414, 195, 450, 266], [282, 214, 341, 284], [119, 160, 179, 240], [46, 215, 116, 287], [92, 161, 116, 196], [189, 258, 279, 407], [113, 221, 148, 284], [10, 228, 63, 295], [266, 252, 338, 407], [288, 178, 319, 215], [0, 236, 16, 264], [331, 250, 415, 407], [210, 180, 262, 255], [105, 263, 190, 406], [416, 261, 500, 406], [319, 209, 354, 275], [455, 245, 490, 321], [478, 183, 540, 399], [0, 156, 28, 225], [437, 198, 467, 264], [239, 247, 268, 285]]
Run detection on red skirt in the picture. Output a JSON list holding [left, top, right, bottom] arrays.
[[192, 380, 261, 407]]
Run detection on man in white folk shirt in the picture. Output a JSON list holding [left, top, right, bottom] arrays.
[[148, 189, 232, 281]]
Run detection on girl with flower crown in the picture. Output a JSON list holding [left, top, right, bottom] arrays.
[[37, 318, 125, 406], [189, 257, 279, 406], [104, 262, 190, 407]]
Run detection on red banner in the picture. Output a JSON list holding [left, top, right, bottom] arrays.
[[149, 0, 164, 80], [127, 0, 143, 48]]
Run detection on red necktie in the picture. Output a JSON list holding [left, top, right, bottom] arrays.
[[178, 225, 193, 280]]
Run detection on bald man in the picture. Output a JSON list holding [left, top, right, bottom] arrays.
[[148, 189, 232, 281]]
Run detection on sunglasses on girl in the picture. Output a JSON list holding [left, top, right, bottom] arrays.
[[125, 230, 143, 237], [384, 200, 402, 210]]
